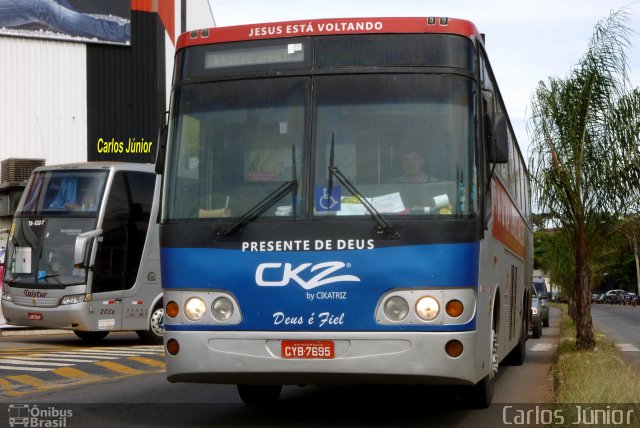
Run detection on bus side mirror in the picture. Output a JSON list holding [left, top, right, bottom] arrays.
[[74, 229, 103, 269], [487, 112, 509, 164], [155, 111, 169, 175]]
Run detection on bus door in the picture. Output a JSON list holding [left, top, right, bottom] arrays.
[[90, 171, 155, 331], [119, 171, 157, 329], [90, 171, 127, 330]]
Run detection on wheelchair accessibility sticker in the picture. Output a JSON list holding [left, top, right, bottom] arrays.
[[315, 186, 341, 212]]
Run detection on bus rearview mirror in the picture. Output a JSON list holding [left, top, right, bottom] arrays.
[[487, 112, 509, 164], [74, 229, 103, 269], [155, 111, 169, 175]]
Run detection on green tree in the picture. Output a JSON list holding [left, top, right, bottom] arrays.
[[528, 10, 640, 349]]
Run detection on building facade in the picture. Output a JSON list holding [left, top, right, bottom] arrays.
[[0, 0, 215, 230]]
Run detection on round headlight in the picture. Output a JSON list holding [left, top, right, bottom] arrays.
[[212, 297, 234, 322], [416, 296, 440, 321], [384, 296, 409, 322], [184, 297, 206, 321]]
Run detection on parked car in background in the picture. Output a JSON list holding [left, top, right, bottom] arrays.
[[530, 284, 543, 339], [624, 292, 638, 306], [591, 289, 605, 303], [602, 289, 628, 305], [532, 278, 550, 327]]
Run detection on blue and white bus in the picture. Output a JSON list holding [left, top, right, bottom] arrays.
[[157, 17, 533, 407]]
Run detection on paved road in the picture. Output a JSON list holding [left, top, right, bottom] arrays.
[[0, 309, 561, 427], [0, 332, 164, 398], [591, 303, 640, 370]]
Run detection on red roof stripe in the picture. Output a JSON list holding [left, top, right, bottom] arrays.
[[176, 17, 479, 50]]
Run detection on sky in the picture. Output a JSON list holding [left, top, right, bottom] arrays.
[[208, 0, 640, 161]]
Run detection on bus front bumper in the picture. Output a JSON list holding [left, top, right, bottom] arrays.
[[164, 330, 487, 386], [1, 300, 94, 331]]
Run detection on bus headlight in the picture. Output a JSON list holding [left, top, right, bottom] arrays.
[[211, 297, 234, 321], [60, 294, 86, 305], [2, 290, 12, 302], [184, 297, 206, 321], [383, 296, 409, 321], [416, 296, 440, 321]]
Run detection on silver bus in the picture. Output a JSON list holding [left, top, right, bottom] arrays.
[[1, 162, 164, 343]]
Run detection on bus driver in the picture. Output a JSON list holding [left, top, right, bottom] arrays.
[[395, 150, 437, 182]]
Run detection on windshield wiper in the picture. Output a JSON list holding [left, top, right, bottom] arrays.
[[11, 274, 65, 289], [220, 145, 298, 236], [327, 134, 391, 231], [41, 274, 65, 289]]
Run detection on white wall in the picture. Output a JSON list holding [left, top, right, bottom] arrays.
[[0, 37, 87, 168], [0, 1, 215, 170]]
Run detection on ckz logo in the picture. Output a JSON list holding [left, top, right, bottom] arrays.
[[256, 261, 360, 289]]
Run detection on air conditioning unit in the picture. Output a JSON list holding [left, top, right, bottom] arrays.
[[1, 158, 45, 186]]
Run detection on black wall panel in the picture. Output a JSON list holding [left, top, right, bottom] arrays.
[[86, 11, 165, 163]]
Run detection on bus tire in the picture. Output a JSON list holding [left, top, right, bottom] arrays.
[[532, 319, 542, 339], [237, 384, 282, 406], [467, 328, 497, 408], [469, 373, 494, 409], [137, 305, 164, 344], [74, 331, 109, 341]]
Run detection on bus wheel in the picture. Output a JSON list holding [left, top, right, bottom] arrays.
[[74, 331, 109, 342], [468, 328, 497, 408], [137, 306, 164, 344], [237, 384, 282, 406]]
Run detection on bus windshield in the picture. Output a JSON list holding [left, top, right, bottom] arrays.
[[6, 169, 108, 287], [6, 217, 96, 287], [18, 170, 108, 215], [165, 73, 476, 220]]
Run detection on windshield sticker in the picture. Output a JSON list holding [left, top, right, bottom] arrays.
[[14, 247, 32, 273], [315, 186, 341, 211], [60, 229, 83, 236]]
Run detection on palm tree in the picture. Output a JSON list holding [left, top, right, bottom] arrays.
[[528, 10, 640, 349]]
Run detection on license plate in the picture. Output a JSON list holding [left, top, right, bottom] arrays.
[[281, 340, 334, 359], [28, 312, 43, 320]]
